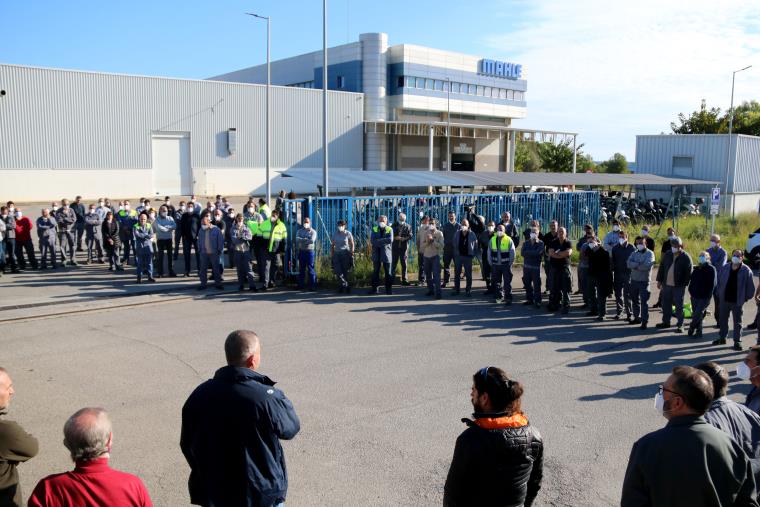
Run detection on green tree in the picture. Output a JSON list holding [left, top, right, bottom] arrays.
[[670, 99, 722, 134], [515, 140, 541, 172], [598, 153, 628, 173], [576, 153, 596, 173], [536, 139, 584, 173], [729, 100, 760, 136]]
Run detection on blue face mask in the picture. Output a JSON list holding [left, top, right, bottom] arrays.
[[698, 256, 707, 264]]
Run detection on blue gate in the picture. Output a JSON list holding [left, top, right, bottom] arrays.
[[281, 191, 600, 275]]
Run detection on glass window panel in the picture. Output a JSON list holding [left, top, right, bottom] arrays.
[[425, 79, 434, 90], [499, 89, 507, 99], [416, 77, 424, 89], [484, 86, 491, 97], [435, 80, 444, 91], [469, 84, 476, 95]]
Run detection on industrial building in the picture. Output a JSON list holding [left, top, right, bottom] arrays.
[[635, 134, 760, 214]]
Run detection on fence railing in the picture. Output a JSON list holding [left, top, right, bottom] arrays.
[[281, 191, 600, 275]]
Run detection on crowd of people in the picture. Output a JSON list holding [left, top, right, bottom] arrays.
[[6, 332, 760, 506]]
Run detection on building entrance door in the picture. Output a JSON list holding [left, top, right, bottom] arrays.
[[152, 133, 192, 196], [451, 153, 475, 171]]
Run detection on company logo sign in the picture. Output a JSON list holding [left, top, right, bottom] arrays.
[[479, 59, 522, 79]]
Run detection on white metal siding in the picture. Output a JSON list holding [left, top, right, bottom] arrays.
[[736, 135, 760, 193], [0, 64, 364, 171]]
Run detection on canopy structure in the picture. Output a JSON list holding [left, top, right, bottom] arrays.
[[280, 169, 719, 191]]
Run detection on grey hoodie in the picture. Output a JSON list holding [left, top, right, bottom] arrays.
[[627, 248, 655, 285], [154, 215, 177, 241]]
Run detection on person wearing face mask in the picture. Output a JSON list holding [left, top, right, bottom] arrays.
[[231, 213, 256, 292], [244, 201, 259, 221], [1, 205, 19, 274], [521, 226, 545, 308], [441, 211, 461, 289], [12, 208, 36, 271], [695, 361, 760, 494], [627, 236, 655, 329], [488, 224, 516, 305], [180, 203, 201, 277], [0, 215, 5, 276], [611, 231, 635, 321], [655, 237, 693, 333], [421, 219, 444, 299], [132, 213, 156, 284], [172, 200, 185, 261], [500, 211, 520, 249], [602, 220, 622, 256], [712, 250, 756, 350], [586, 235, 612, 320], [101, 211, 122, 271], [479, 221, 496, 295], [547, 227, 573, 314], [741, 347, 760, 415], [154, 205, 177, 278], [368, 215, 394, 295], [331, 219, 355, 293], [259, 210, 287, 290], [71, 195, 86, 252], [116, 200, 138, 267], [391, 213, 413, 286], [639, 225, 655, 252], [652, 227, 678, 310], [55, 199, 78, 267], [196, 214, 225, 290], [296, 218, 318, 291], [687, 251, 717, 339], [416, 216, 431, 287], [542, 221, 559, 296], [257, 198, 271, 221], [95, 199, 109, 221], [36, 209, 59, 270], [223, 207, 236, 269], [621, 366, 757, 507], [707, 234, 728, 325], [443, 367, 543, 507], [210, 210, 227, 278], [452, 219, 478, 297], [575, 225, 594, 303], [83, 205, 104, 264]]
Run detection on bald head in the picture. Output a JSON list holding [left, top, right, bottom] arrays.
[[224, 330, 261, 369], [63, 407, 112, 462], [0, 368, 12, 412]]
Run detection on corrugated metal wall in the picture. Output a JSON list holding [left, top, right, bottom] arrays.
[[0, 64, 364, 170], [635, 134, 760, 193]]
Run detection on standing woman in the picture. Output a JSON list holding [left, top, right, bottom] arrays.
[[102, 211, 122, 271], [331, 219, 355, 293], [231, 213, 256, 292]]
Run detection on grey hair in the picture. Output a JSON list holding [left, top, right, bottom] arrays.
[[63, 407, 112, 462], [225, 330, 260, 367]]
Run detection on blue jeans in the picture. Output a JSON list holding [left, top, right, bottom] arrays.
[[372, 258, 392, 291], [454, 256, 473, 292], [424, 255, 441, 296], [719, 301, 745, 344], [661, 285, 686, 327], [298, 250, 316, 289], [136, 249, 154, 279], [523, 265, 542, 304], [234, 250, 255, 288], [200, 252, 222, 287], [689, 297, 710, 333], [613, 272, 632, 317], [629, 280, 650, 323]]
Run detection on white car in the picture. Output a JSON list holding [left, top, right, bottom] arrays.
[[746, 226, 760, 275]]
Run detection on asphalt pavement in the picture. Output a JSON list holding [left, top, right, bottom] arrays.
[[1, 262, 758, 506]]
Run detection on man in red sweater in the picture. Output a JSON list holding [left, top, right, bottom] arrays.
[[13, 209, 37, 270], [27, 407, 152, 507]]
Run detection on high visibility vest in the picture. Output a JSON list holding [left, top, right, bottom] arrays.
[[259, 219, 273, 240], [246, 220, 259, 236], [268, 221, 288, 252], [490, 235, 513, 263], [372, 225, 392, 236], [259, 204, 271, 219]]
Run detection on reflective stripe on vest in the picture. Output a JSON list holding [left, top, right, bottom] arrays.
[[259, 204, 271, 219], [490, 235, 512, 262], [268, 222, 287, 252]]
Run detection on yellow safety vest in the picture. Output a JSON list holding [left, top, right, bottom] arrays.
[[246, 220, 259, 236], [268, 221, 288, 252], [490, 235, 513, 262], [260, 219, 272, 239], [259, 204, 271, 219]]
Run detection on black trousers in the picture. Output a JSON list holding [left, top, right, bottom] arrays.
[[156, 239, 174, 275]]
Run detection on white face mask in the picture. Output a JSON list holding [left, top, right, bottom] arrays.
[[52, 206, 59, 211], [215, 215, 222, 221], [304, 223, 311, 229], [179, 206, 185, 212], [202, 224, 209, 229], [654, 392, 665, 414], [228, 211, 235, 217], [612, 225, 620, 232], [248, 207, 255, 214], [530, 232, 537, 240], [89, 209, 96, 214], [487, 226, 495, 233], [8, 207, 14, 213], [618, 238, 626, 245], [98, 202, 104, 207], [429, 225, 436, 231], [271, 217, 277, 223], [641, 230, 648, 236], [63, 205, 69, 210], [732, 256, 742, 264], [15, 211, 22, 218], [149, 213, 156, 220], [398, 217, 406, 223], [709, 241, 717, 248], [668, 234, 675, 240], [671, 247, 679, 254], [636, 243, 645, 251], [160, 212, 167, 218], [496, 231, 505, 237], [378, 221, 386, 228], [737, 362, 752, 381], [124, 205, 130, 211], [338, 226, 346, 232], [461, 225, 468, 231]]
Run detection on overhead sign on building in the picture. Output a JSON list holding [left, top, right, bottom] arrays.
[[479, 59, 523, 79]]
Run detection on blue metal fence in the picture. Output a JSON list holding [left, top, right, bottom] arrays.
[[282, 191, 599, 275]]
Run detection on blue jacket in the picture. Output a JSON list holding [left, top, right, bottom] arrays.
[[453, 229, 478, 258], [370, 225, 393, 263], [717, 263, 756, 305], [521, 238, 545, 269], [36, 216, 58, 245], [197, 225, 225, 255], [181, 366, 300, 507], [688, 263, 717, 300], [707, 245, 728, 268], [132, 223, 154, 253]]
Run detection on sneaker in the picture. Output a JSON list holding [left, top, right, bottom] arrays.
[[136, 277, 142, 284], [148, 278, 156, 283], [238, 285, 245, 291], [712, 338, 727, 345], [401, 280, 410, 286], [495, 297, 504, 304], [748, 322, 758, 331], [655, 323, 670, 329], [629, 318, 641, 325], [596, 316, 604, 321], [674, 326, 683, 334], [687, 326, 695, 337], [613, 314, 621, 320]]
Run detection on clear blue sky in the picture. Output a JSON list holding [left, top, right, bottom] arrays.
[[3, 0, 759, 160]]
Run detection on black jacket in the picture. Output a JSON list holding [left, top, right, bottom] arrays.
[[101, 220, 120, 250], [181, 367, 300, 507], [689, 263, 717, 299], [181, 212, 200, 240], [443, 413, 543, 507], [656, 250, 693, 287], [622, 415, 758, 507], [588, 246, 613, 296]]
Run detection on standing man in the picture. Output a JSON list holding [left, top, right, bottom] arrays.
[[172, 200, 185, 261], [603, 219, 621, 255], [101, 212, 122, 271], [416, 216, 430, 287], [542, 221, 558, 295], [133, 213, 156, 284], [656, 237, 693, 334], [72, 195, 86, 252], [443, 367, 543, 507], [84, 203, 104, 264], [707, 234, 729, 325], [55, 199, 78, 266], [488, 224, 516, 306], [181, 330, 300, 507], [640, 225, 655, 252], [621, 366, 758, 507], [0, 367, 39, 507], [261, 210, 287, 290], [586, 236, 613, 321], [28, 407, 153, 507], [521, 225, 544, 308], [576, 225, 594, 303], [479, 221, 496, 295], [1, 206, 18, 274], [257, 198, 271, 221], [452, 219, 477, 297], [652, 227, 678, 309], [197, 214, 224, 291], [116, 200, 137, 266], [391, 213, 412, 286], [180, 203, 200, 277], [612, 230, 635, 321], [231, 213, 256, 292], [547, 227, 573, 314], [154, 205, 177, 278], [712, 250, 756, 350], [688, 251, 717, 339], [627, 236, 655, 329], [369, 215, 394, 295], [331, 219, 355, 293], [421, 219, 444, 299], [500, 211, 521, 248], [13, 209, 37, 270], [441, 211, 461, 288], [740, 347, 760, 415], [36, 208, 58, 270], [296, 217, 317, 291]]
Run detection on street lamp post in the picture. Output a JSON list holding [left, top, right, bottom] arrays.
[[445, 77, 450, 172], [322, 0, 329, 197], [722, 65, 752, 217], [246, 13, 271, 205]]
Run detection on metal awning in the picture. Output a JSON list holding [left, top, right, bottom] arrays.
[[364, 120, 577, 142], [280, 169, 719, 190]]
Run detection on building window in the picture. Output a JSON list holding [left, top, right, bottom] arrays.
[[484, 86, 492, 98], [499, 89, 507, 99], [398, 76, 405, 88], [435, 80, 444, 91], [468, 84, 476, 95], [425, 79, 434, 90], [672, 156, 694, 177], [451, 82, 460, 94], [336, 76, 345, 88]]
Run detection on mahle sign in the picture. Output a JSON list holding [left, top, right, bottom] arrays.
[[479, 59, 522, 79]]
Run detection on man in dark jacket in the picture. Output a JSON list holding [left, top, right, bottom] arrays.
[[622, 365, 758, 507], [688, 251, 717, 338], [444, 367, 543, 507], [391, 212, 413, 286], [441, 211, 461, 288], [0, 367, 39, 507], [55, 199, 78, 266], [500, 211, 520, 248], [181, 330, 300, 507], [72, 195, 86, 252], [696, 361, 760, 495], [1, 207, 19, 273], [478, 221, 496, 295], [656, 237, 693, 333], [587, 236, 613, 320], [713, 250, 757, 350], [180, 205, 201, 277], [611, 230, 635, 321]]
